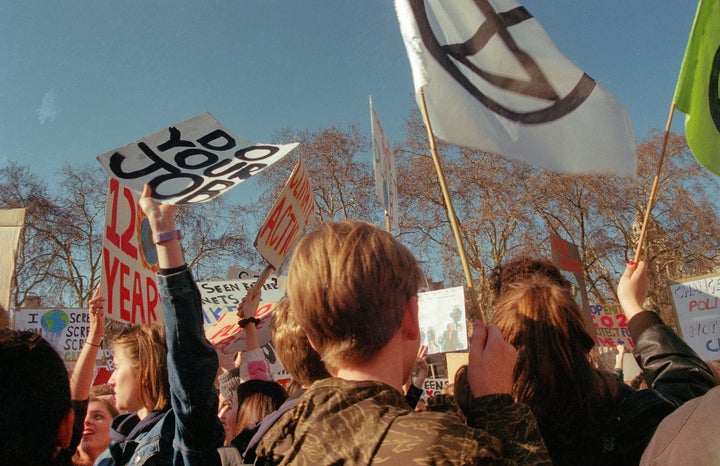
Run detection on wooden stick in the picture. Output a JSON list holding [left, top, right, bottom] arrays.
[[633, 103, 676, 264], [237, 263, 275, 319], [417, 88, 484, 322]]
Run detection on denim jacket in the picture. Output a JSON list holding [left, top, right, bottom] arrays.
[[96, 267, 225, 466]]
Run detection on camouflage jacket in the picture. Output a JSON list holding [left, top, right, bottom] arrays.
[[254, 377, 550, 465]]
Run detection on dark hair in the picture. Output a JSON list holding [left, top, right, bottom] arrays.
[[234, 379, 287, 435], [0, 330, 71, 465], [490, 256, 572, 304]]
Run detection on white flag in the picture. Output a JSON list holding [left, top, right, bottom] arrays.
[[370, 97, 399, 231], [395, 0, 636, 176]]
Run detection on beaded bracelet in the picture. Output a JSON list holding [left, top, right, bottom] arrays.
[[238, 317, 260, 328]]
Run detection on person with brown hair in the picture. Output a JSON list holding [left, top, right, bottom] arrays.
[[253, 220, 551, 465], [456, 260, 716, 465], [95, 185, 224, 465], [216, 297, 331, 465], [71, 397, 119, 466]]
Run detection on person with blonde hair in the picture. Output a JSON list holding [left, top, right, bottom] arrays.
[[95, 185, 224, 465], [254, 220, 551, 465], [456, 260, 716, 465]]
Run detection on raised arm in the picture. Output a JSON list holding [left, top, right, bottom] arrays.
[[138, 185, 225, 463], [617, 261, 717, 401]]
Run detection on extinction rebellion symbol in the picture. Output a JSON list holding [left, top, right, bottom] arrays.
[[410, 0, 596, 124], [710, 46, 720, 132]]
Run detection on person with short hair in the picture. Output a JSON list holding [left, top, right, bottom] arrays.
[[0, 329, 74, 466], [254, 220, 551, 465]]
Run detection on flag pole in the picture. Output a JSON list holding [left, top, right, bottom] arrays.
[[417, 88, 483, 322], [633, 103, 676, 263]]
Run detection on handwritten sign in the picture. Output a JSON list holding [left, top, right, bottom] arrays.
[[418, 286, 468, 355], [589, 304, 634, 348], [205, 300, 276, 355], [550, 234, 596, 341], [13, 308, 102, 369], [101, 179, 160, 325], [423, 377, 449, 397], [97, 113, 298, 205], [669, 273, 720, 360], [198, 277, 286, 329], [255, 158, 315, 272]]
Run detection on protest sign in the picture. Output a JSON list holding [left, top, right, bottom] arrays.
[[13, 308, 102, 369], [418, 286, 468, 355], [205, 300, 276, 355], [97, 113, 298, 205], [550, 234, 596, 340], [101, 179, 160, 325], [669, 272, 720, 360], [198, 277, 286, 329], [0, 208, 25, 328], [589, 303, 635, 348], [370, 96, 398, 231], [423, 377, 449, 397], [255, 158, 315, 272]]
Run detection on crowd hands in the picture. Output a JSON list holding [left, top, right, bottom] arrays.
[[2, 188, 718, 465]]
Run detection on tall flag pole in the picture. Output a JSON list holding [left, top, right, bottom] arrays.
[[635, 0, 719, 261], [395, 0, 637, 176], [418, 88, 484, 321]]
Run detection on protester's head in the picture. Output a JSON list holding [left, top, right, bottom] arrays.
[[0, 329, 73, 466], [287, 220, 423, 373], [109, 323, 169, 414], [77, 396, 119, 461], [491, 278, 612, 419], [271, 298, 330, 387], [490, 256, 572, 304], [233, 379, 287, 436]]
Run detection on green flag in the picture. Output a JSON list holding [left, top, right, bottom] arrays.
[[673, 0, 720, 176]]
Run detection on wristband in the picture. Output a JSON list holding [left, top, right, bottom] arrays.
[[239, 317, 260, 328], [152, 229, 183, 244]]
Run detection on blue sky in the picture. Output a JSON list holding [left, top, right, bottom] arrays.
[[1, 0, 698, 191]]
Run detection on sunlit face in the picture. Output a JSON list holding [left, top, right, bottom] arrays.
[[80, 400, 114, 455], [108, 346, 142, 413], [217, 391, 238, 446]]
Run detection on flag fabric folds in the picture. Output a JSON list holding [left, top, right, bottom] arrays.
[[395, 0, 637, 176], [673, 0, 720, 177]]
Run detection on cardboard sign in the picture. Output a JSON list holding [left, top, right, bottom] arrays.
[[0, 208, 25, 326], [101, 179, 160, 325], [423, 377, 449, 397], [418, 286, 468, 355], [13, 308, 102, 369], [97, 113, 298, 205], [255, 159, 315, 272], [198, 277, 286, 329], [589, 303, 635, 348], [550, 234, 597, 341], [205, 300, 276, 355], [669, 273, 720, 360]]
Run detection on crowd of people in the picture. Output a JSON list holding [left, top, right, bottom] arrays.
[[2, 186, 718, 465]]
